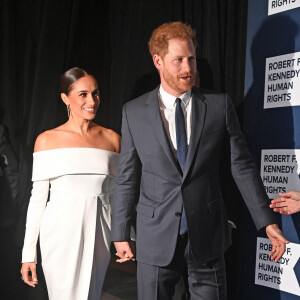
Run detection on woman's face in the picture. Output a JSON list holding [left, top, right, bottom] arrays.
[[63, 75, 100, 120]]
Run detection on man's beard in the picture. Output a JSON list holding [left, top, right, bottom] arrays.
[[162, 69, 195, 95]]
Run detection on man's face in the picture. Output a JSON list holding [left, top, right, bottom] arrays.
[[154, 38, 196, 97]]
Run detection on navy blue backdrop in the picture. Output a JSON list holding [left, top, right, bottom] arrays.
[[241, 0, 300, 299]]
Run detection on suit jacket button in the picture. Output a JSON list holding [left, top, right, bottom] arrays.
[[175, 212, 182, 217]]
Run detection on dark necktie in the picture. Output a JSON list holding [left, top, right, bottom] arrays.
[[175, 98, 188, 235]]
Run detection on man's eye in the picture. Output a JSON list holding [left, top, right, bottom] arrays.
[[176, 58, 183, 62]]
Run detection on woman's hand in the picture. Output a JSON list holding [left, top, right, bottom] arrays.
[[20, 262, 38, 287], [270, 191, 300, 215]]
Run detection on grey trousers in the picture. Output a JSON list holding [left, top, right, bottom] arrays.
[[137, 235, 227, 300]]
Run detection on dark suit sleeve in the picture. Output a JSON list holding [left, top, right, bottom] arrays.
[[0, 124, 19, 207], [111, 104, 142, 241], [225, 95, 276, 230], [219, 132, 242, 225]]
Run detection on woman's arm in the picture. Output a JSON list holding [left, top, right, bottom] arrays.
[[21, 133, 51, 287], [21, 180, 49, 286]]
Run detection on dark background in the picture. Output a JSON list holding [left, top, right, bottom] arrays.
[[0, 0, 248, 299]]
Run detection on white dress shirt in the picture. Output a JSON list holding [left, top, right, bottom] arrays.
[[158, 85, 192, 157]]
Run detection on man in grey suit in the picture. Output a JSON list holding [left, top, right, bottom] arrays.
[[111, 22, 288, 300]]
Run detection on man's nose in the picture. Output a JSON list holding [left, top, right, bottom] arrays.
[[182, 59, 192, 72]]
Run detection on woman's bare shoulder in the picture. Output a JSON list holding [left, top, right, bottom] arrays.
[[102, 127, 120, 139], [94, 125, 120, 153], [34, 126, 67, 152]]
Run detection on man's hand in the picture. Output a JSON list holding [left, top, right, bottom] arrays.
[[270, 191, 300, 215], [114, 241, 135, 263], [266, 224, 289, 262]]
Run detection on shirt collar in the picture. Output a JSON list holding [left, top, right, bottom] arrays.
[[159, 85, 192, 108]]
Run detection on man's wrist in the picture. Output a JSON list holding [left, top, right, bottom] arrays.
[[227, 220, 237, 229]]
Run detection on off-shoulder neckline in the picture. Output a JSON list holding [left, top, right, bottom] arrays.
[[33, 147, 119, 155]]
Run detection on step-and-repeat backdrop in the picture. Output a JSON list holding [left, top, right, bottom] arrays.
[[242, 1, 300, 299]]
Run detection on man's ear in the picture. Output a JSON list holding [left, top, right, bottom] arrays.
[[153, 54, 163, 70], [61, 93, 69, 105]]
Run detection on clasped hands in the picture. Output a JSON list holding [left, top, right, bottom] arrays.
[[114, 225, 289, 264], [114, 241, 136, 263]]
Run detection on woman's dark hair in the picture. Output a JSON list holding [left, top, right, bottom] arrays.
[[60, 67, 88, 95]]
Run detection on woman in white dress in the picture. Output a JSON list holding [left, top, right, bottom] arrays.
[[20, 67, 120, 300]]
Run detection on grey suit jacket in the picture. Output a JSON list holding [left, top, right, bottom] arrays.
[[111, 86, 276, 266]]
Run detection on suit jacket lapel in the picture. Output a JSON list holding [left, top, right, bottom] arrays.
[[145, 87, 181, 173], [183, 88, 207, 180]]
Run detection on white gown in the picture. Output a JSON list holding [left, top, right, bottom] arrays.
[[22, 148, 119, 300]]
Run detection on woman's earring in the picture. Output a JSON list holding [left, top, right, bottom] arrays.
[[67, 104, 70, 118]]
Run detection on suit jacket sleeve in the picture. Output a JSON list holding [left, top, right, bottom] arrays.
[[111, 104, 141, 241], [225, 95, 276, 230], [0, 124, 19, 205]]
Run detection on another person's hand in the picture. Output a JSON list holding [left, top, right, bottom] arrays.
[[270, 191, 300, 215], [266, 224, 289, 262], [114, 241, 135, 263], [20, 262, 38, 287]]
